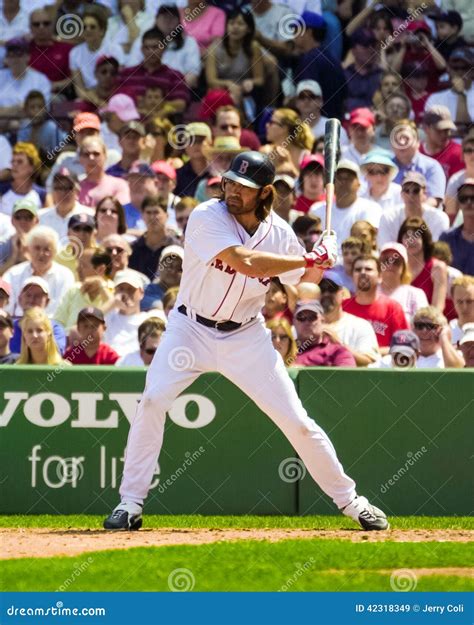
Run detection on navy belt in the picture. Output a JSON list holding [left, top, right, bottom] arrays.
[[178, 305, 243, 332]]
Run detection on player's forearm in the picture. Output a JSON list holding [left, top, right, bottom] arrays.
[[241, 250, 306, 278]]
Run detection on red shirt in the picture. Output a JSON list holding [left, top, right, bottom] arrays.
[[295, 337, 356, 367], [405, 87, 430, 125], [343, 294, 409, 347], [116, 63, 190, 105], [419, 140, 464, 181], [294, 194, 325, 214], [29, 41, 73, 82], [64, 342, 119, 365]]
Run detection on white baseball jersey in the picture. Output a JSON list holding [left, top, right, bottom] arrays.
[[177, 199, 305, 324]]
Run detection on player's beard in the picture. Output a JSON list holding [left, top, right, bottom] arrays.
[[226, 195, 258, 215]]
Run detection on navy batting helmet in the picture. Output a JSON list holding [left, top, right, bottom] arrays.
[[223, 151, 275, 189]]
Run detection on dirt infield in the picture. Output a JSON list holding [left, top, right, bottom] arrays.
[[1, 527, 472, 560]]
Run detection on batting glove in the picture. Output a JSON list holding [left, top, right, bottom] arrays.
[[305, 232, 338, 268]]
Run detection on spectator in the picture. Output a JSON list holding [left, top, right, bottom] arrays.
[[64, 307, 119, 365], [152, 160, 179, 222], [0, 199, 39, 273], [205, 8, 264, 107], [143, 117, 175, 164], [0, 142, 45, 217], [196, 137, 244, 202], [273, 175, 296, 223], [458, 323, 474, 367], [310, 160, 381, 254], [293, 300, 356, 367], [0, 38, 51, 118], [267, 317, 297, 367], [104, 270, 155, 357], [350, 221, 377, 253], [369, 329, 420, 369], [102, 234, 148, 284], [4, 226, 75, 317], [449, 275, 474, 344], [0, 310, 19, 364], [100, 95, 141, 154], [324, 236, 366, 294], [343, 254, 409, 352], [15, 307, 69, 366], [180, 0, 226, 52], [430, 10, 466, 61], [70, 5, 124, 101], [55, 212, 97, 278], [94, 197, 127, 245], [440, 179, 474, 276], [0, 0, 28, 59], [445, 131, 474, 222], [116, 316, 165, 366], [320, 276, 379, 366], [372, 70, 403, 116], [174, 197, 198, 238], [424, 48, 473, 132], [399, 216, 448, 312], [432, 240, 462, 321], [141, 245, 183, 312], [292, 214, 323, 253], [294, 155, 325, 214], [0, 279, 11, 310], [28, 7, 73, 94], [342, 108, 377, 166], [54, 248, 113, 331], [412, 305, 464, 368], [262, 277, 294, 323], [379, 242, 429, 320], [129, 196, 181, 281], [293, 11, 346, 119], [39, 170, 92, 240], [16, 91, 67, 159], [344, 29, 382, 111], [212, 105, 261, 151], [373, 92, 412, 151], [121, 161, 158, 230], [402, 64, 430, 126], [174, 123, 211, 197], [78, 137, 130, 208], [391, 120, 446, 207], [295, 79, 349, 144], [420, 106, 464, 180], [0, 134, 13, 181], [162, 286, 179, 318], [360, 151, 401, 210], [106, 121, 146, 179], [117, 27, 190, 114], [106, 0, 154, 58], [378, 172, 450, 247], [263, 108, 313, 171]]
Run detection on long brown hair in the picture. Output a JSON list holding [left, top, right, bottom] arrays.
[[397, 217, 433, 261]]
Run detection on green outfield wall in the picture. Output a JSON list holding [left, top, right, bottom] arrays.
[[0, 367, 471, 516]]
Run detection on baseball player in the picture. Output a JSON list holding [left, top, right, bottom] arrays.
[[104, 152, 388, 532]]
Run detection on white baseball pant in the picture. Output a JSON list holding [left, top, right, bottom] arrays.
[[120, 310, 357, 509]]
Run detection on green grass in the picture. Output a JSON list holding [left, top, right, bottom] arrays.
[[1, 514, 473, 530], [2, 540, 473, 592]]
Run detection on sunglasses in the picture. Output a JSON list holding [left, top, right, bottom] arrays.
[[143, 347, 157, 355], [72, 225, 93, 233], [402, 186, 422, 195], [295, 312, 319, 323], [367, 167, 390, 176], [32, 20, 52, 26], [414, 321, 439, 331], [458, 195, 474, 204]]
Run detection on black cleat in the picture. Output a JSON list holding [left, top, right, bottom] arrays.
[[103, 502, 143, 531], [342, 495, 389, 531]]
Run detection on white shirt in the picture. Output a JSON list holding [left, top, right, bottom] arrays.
[[70, 40, 125, 89], [0, 212, 14, 244], [341, 144, 373, 167], [449, 319, 463, 345], [360, 182, 402, 212], [38, 203, 94, 240], [115, 349, 145, 366], [0, 67, 51, 107], [0, 135, 12, 170], [310, 197, 381, 254], [425, 86, 474, 124], [4, 260, 75, 317], [379, 284, 429, 321], [0, 10, 29, 65], [446, 168, 471, 199], [106, 11, 155, 51], [0, 189, 42, 217], [251, 4, 295, 41], [310, 115, 349, 146], [328, 312, 379, 357], [278, 0, 322, 14], [370, 349, 444, 368], [104, 310, 153, 357], [126, 32, 202, 77], [177, 199, 305, 324], [377, 204, 450, 247]]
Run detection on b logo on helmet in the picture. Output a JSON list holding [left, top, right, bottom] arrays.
[[238, 160, 249, 174]]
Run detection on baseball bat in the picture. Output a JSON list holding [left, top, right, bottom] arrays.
[[323, 118, 341, 234]]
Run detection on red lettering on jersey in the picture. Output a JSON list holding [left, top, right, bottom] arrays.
[[224, 265, 236, 275], [258, 277, 271, 286], [214, 258, 224, 270]]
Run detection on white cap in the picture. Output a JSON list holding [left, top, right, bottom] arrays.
[[459, 322, 474, 345], [336, 159, 360, 177], [160, 245, 184, 261], [114, 270, 144, 290], [21, 276, 49, 295], [380, 242, 408, 265], [296, 80, 322, 98], [274, 174, 296, 190]]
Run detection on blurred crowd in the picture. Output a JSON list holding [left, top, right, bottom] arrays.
[[0, 0, 473, 369]]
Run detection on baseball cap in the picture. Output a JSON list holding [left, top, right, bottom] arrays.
[[294, 300, 324, 317], [95, 55, 119, 69], [449, 47, 474, 66], [349, 107, 376, 128], [406, 20, 431, 34], [205, 136, 243, 154], [114, 270, 144, 290], [390, 330, 420, 357], [5, 37, 29, 53], [350, 27, 376, 47], [336, 159, 360, 177], [380, 242, 408, 265], [12, 199, 38, 217], [77, 306, 105, 324], [274, 174, 296, 190], [126, 160, 155, 178], [207, 176, 222, 187], [300, 154, 324, 171], [185, 122, 212, 141], [296, 80, 322, 98], [119, 121, 146, 138], [101, 94, 140, 122], [457, 177, 474, 194], [319, 276, 343, 292], [301, 11, 325, 29], [361, 151, 399, 179], [151, 160, 177, 181], [423, 105, 456, 131], [402, 171, 427, 188], [197, 89, 234, 121], [68, 213, 95, 229], [459, 322, 474, 346], [160, 245, 184, 262], [21, 276, 49, 295], [430, 10, 462, 29], [73, 112, 101, 133], [0, 278, 11, 297], [53, 167, 80, 188]]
